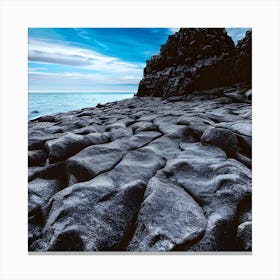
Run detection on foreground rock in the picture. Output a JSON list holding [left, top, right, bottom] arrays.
[[28, 85, 252, 252]]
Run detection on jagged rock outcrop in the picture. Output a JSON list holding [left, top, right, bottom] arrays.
[[28, 84, 252, 252], [137, 28, 251, 97]]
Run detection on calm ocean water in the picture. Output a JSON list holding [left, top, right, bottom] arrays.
[[28, 92, 134, 120]]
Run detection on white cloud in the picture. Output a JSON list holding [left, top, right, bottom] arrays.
[[28, 38, 115, 65], [28, 38, 144, 85], [28, 68, 141, 85], [77, 30, 90, 40], [94, 40, 109, 50], [29, 49, 94, 66]]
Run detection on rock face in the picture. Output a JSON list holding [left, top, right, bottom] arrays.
[[137, 28, 251, 97], [28, 28, 252, 252], [28, 86, 252, 252]]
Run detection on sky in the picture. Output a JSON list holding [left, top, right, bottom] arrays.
[[28, 28, 250, 93]]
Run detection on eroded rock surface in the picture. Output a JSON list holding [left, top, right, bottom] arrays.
[[28, 87, 251, 252]]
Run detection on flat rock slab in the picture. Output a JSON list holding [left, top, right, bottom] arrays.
[[28, 87, 252, 251]]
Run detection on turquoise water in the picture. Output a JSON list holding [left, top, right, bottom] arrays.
[[28, 92, 134, 120]]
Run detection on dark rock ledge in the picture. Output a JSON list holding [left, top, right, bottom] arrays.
[[28, 28, 252, 252]]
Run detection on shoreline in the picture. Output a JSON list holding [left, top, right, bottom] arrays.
[[29, 82, 251, 122]]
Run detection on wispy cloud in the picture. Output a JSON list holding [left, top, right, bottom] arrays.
[[28, 69, 141, 84], [74, 28, 90, 40], [94, 40, 109, 50], [29, 38, 114, 65], [29, 50, 95, 66], [28, 38, 143, 85]]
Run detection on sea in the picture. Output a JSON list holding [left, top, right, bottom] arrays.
[[28, 92, 134, 120]]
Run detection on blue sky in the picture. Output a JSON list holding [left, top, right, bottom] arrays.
[[28, 28, 250, 93]]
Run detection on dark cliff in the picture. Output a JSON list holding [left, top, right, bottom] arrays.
[[137, 28, 252, 97]]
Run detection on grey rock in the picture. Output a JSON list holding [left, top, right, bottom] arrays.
[[201, 127, 238, 153], [39, 161, 67, 181], [189, 187, 251, 251], [130, 121, 158, 133], [34, 115, 57, 122], [28, 150, 47, 167], [227, 121, 252, 137], [36, 180, 147, 251], [165, 143, 251, 204], [244, 89, 252, 100], [177, 115, 213, 138], [233, 152, 251, 169], [28, 178, 64, 215], [128, 175, 207, 251], [45, 132, 109, 163], [28, 166, 44, 182], [66, 143, 125, 185], [110, 127, 133, 141], [237, 221, 252, 251], [29, 133, 56, 150], [146, 134, 182, 159], [104, 147, 165, 188], [66, 132, 162, 185], [125, 131, 162, 150]]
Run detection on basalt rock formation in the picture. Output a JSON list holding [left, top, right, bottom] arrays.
[[137, 28, 251, 97], [28, 28, 252, 252]]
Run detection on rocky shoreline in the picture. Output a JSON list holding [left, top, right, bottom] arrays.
[[28, 28, 252, 252]]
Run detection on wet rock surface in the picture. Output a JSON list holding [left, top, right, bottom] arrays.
[[28, 87, 251, 252]]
